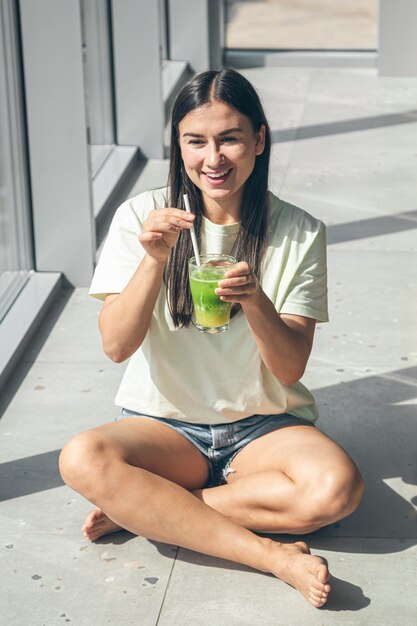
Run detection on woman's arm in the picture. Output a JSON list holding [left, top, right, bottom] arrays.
[[241, 290, 315, 385], [98, 255, 165, 362], [216, 262, 316, 385], [98, 207, 195, 362]]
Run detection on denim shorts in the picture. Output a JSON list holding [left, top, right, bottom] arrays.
[[118, 409, 314, 487]]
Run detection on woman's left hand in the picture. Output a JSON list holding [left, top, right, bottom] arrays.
[[215, 262, 261, 307]]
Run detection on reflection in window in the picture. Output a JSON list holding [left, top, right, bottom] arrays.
[[80, 0, 115, 178]]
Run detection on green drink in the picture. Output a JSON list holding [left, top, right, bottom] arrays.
[[188, 254, 237, 333]]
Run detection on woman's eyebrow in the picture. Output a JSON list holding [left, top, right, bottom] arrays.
[[219, 127, 243, 136], [182, 127, 243, 138]]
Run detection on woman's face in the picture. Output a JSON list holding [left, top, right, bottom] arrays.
[[178, 100, 265, 212]]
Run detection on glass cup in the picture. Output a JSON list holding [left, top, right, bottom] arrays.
[[188, 254, 237, 333]]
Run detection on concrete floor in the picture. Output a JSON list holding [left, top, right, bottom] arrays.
[[1, 66, 417, 625], [226, 0, 378, 49]]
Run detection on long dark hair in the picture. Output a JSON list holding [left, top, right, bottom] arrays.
[[165, 67, 272, 327]]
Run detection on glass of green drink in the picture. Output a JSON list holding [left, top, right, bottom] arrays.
[[188, 254, 237, 333]]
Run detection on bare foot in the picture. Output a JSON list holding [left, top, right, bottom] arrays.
[[82, 508, 123, 542], [270, 541, 331, 608]]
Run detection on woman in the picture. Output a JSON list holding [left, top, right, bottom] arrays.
[[59, 68, 363, 608]]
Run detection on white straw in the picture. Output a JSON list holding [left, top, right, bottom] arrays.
[[183, 194, 201, 266]]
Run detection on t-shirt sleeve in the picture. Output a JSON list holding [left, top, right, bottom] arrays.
[[88, 198, 145, 301], [279, 222, 329, 322]]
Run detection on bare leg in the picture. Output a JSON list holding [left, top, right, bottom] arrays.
[[81, 417, 210, 542], [72, 460, 330, 606], [59, 421, 331, 607], [192, 426, 363, 533]]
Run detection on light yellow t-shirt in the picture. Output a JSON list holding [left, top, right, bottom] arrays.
[[89, 188, 328, 424]]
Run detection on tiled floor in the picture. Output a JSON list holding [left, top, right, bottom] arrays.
[[1, 66, 417, 625]]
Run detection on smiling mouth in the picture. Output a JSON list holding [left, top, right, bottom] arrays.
[[203, 168, 232, 182]]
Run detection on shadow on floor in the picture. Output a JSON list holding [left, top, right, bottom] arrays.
[[153, 542, 371, 612], [323, 576, 371, 612], [1, 367, 416, 556], [311, 365, 417, 547], [327, 210, 417, 245], [271, 109, 417, 144], [0, 449, 64, 500], [0, 282, 74, 418]]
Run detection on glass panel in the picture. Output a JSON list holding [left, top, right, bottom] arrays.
[[225, 0, 378, 50], [80, 0, 115, 178], [159, 0, 169, 61], [0, 1, 32, 323]]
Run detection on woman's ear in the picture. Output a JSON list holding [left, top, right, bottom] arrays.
[[255, 124, 266, 156]]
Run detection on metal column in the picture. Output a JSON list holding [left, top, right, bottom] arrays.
[[379, 0, 417, 76], [111, 0, 165, 158], [168, 0, 224, 73]]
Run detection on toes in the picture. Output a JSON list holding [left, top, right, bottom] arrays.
[[315, 580, 330, 592], [85, 510, 100, 523], [85, 509, 104, 524], [82, 522, 99, 534], [315, 577, 331, 592], [309, 591, 324, 603], [82, 511, 106, 534], [86, 519, 106, 530], [309, 591, 328, 608], [317, 561, 330, 584], [312, 584, 328, 598], [308, 561, 331, 597], [84, 530, 98, 541]]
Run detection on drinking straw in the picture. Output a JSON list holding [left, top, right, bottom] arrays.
[[183, 194, 201, 266]]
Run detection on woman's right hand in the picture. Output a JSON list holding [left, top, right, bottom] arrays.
[[139, 207, 195, 264]]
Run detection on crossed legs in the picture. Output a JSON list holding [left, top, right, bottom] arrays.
[[59, 417, 363, 608], [193, 424, 363, 533]]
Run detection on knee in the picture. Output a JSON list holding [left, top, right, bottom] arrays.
[[59, 430, 114, 500], [303, 462, 364, 529]]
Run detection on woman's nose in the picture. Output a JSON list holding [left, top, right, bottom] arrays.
[[205, 142, 223, 169]]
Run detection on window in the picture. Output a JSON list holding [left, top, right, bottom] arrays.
[[80, 0, 115, 178], [0, 1, 33, 323]]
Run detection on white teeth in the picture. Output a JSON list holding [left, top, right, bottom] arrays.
[[205, 169, 230, 179]]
